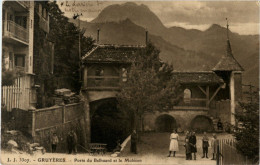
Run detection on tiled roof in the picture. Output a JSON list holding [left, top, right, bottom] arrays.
[[82, 44, 145, 63], [212, 40, 244, 71], [172, 71, 224, 84]]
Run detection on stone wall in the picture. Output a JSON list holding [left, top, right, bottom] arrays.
[[143, 109, 208, 131], [13, 108, 32, 134], [215, 100, 231, 124], [13, 102, 87, 152], [34, 118, 86, 152], [35, 106, 63, 130]]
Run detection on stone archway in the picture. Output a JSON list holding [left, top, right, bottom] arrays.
[[155, 114, 177, 132], [90, 98, 132, 151], [190, 115, 214, 132]]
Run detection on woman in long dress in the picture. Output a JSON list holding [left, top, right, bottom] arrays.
[[168, 129, 179, 157]]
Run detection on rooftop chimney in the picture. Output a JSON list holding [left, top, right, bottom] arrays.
[[97, 28, 100, 44]]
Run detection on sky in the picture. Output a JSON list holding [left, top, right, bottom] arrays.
[[58, 1, 260, 35]]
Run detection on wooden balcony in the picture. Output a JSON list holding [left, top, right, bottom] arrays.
[[3, 1, 30, 12], [173, 98, 209, 110], [15, 66, 26, 73], [39, 16, 49, 33], [85, 76, 120, 90], [3, 20, 29, 45]]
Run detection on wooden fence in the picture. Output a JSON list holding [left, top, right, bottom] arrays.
[[219, 138, 253, 165], [1, 77, 32, 111]]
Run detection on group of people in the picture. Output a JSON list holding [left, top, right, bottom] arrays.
[[50, 130, 78, 154], [168, 130, 219, 160]]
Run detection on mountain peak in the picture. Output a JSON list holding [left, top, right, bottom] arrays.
[[206, 24, 224, 31], [120, 2, 149, 11], [92, 2, 165, 34], [122, 2, 138, 6]]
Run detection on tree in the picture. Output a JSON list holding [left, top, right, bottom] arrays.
[[48, 1, 94, 92], [1, 52, 22, 86], [34, 1, 95, 107], [234, 88, 259, 162], [2, 70, 17, 86], [116, 43, 181, 133]]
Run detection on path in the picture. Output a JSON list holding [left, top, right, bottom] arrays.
[[0, 133, 232, 165], [120, 132, 232, 164]]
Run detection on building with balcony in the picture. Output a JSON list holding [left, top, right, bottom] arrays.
[[2, 1, 51, 111], [80, 43, 146, 148], [2, 1, 35, 111], [81, 27, 243, 134], [81, 44, 145, 102], [144, 35, 243, 132]]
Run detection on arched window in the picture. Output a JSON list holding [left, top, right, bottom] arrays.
[[95, 67, 104, 80], [95, 67, 104, 76], [184, 88, 191, 103], [122, 68, 128, 82]]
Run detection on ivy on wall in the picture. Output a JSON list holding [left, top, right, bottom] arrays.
[[33, 1, 94, 108]]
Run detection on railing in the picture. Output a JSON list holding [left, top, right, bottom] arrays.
[[177, 98, 207, 107], [218, 138, 253, 165], [15, 66, 26, 72], [17, 1, 30, 8], [87, 76, 120, 90], [3, 20, 29, 43]]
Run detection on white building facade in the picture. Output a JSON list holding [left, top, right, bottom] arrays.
[[2, 1, 35, 110]]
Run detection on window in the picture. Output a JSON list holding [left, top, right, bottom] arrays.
[[23, 16, 27, 28], [14, 54, 25, 67], [3, 9, 5, 20], [7, 13, 13, 31], [43, 8, 47, 19], [9, 52, 13, 69], [122, 68, 128, 82], [2, 49, 5, 58], [184, 88, 191, 103], [39, 4, 42, 16], [2, 49, 5, 70], [15, 16, 27, 29], [95, 67, 104, 80], [42, 8, 45, 18], [8, 14, 13, 21]]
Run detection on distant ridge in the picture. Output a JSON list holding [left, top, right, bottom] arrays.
[[70, 2, 259, 86]]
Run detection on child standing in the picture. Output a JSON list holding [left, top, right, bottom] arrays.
[[51, 133, 59, 153], [202, 132, 209, 158], [184, 138, 192, 160]]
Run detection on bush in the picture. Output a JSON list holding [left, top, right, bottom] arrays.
[[2, 70, 17, 86], [234, 90, 259, 162]]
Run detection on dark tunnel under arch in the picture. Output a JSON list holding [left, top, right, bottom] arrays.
[[90, 98, 133, 151], [190, 115, 214, 132], [155, 114, 177, 132]]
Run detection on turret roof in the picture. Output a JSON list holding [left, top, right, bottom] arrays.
[[212, 40, 244, 71]]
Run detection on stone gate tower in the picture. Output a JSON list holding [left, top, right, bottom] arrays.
[[212, 20, 244, 125]]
